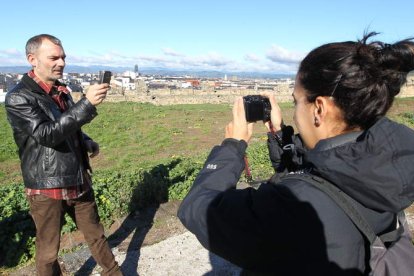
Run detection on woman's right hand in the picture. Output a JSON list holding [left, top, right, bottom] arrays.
[[225, 97, 254, 143], [261, 92, 283, 132]]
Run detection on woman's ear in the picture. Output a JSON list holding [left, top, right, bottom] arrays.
[[313, 96, 327, 126]]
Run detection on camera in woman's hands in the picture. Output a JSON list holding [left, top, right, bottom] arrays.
[[243, 95, 272, 122]]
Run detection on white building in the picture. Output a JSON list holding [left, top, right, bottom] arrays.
[[122, 71, 137, 80], [0, 91, 6, 103], [113, 77, 136, 90]]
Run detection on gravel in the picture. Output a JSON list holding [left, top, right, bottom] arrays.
[[62, 231, 242, 276], [8, 200, 414, 276]]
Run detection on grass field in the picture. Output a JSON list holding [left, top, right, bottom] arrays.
[[1, 98, 413, 269], [1, 98, 413, 186]]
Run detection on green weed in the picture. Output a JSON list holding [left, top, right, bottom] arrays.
[[1, 99, 413, 269]]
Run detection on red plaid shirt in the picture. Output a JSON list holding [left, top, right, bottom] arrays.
[[26, 70, 91, 200]]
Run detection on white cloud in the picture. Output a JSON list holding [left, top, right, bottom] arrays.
[[0, 48, 21, 56], [266, 45, 305, 64], [0, 45, 304, 74], [194, 52, 233, 67], [0, 48, 26, 65], [68, 51, 151, 67], [244, 53, 261, 62], [138, 51, 235, 70], [162, 48, 185, 57]]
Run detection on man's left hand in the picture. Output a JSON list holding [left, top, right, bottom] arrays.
[[85, 140, 100, 158]]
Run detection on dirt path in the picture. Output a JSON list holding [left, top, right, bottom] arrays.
[[7, 200, 240, 276], [7, 200, 414, 276], [58, 231, 241, 276]]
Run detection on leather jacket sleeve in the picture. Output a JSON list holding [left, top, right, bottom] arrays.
[[6, 91, 97, 148]]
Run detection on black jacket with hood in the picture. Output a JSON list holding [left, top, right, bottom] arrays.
[[5, 74, 97, 189], [178, 117, 414, 275]]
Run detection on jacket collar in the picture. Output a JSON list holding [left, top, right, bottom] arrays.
[[306, 117, 414, 212], [313, 131, 364, 152], [21, 74, 46, 95], [20, 74, 66, 108]]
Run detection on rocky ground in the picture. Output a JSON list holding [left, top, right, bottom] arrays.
[[6, 198, 414, 276], [6, 200, 241, 276]]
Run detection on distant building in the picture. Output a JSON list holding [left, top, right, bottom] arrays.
[[113, 76, 136, 90], [67, 83, 83, 93], [0, 91, 6, 103], [183, 79, 200, 88], [122, 71, 137, 79]]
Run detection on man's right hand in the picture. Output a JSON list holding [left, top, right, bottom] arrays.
[[85, 83, 110, 106]]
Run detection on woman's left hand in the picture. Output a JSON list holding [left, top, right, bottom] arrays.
[[260, 92, 283, 133], [225, 97, 254, 143]]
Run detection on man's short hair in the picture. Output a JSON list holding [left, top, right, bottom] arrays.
[[25, 34, 62, 56]]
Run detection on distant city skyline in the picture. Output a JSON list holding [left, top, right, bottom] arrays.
[[0, 65, 296, 80], [1, 0, 413, 74]]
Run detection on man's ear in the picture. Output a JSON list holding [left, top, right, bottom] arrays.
[[27, 54, 37, 67]]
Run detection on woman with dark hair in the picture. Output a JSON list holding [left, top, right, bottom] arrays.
[[178, 33, 414, 275]]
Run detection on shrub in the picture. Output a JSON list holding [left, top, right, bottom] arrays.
[[0, 155, 207, 268], [0, 184, 34, 267]]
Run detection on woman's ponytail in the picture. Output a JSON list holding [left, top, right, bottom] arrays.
[[377, 40, 414, 97]]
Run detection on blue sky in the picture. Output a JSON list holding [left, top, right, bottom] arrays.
[[0, 0, 413, 73]]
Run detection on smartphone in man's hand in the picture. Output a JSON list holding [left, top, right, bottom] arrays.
[[99, 71, 112, 84]]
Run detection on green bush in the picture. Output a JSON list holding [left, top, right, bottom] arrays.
[[0, 155, 207, 268], [2, 99, 414, 270], [0, 184, 35, 267], [399, 112, 414, 126], [167, 156, 205, 200], [245, 139, 274, 182], [0, 141, 273, 269]]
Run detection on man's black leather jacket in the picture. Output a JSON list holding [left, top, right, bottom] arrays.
[[5, 74, 97, 189]]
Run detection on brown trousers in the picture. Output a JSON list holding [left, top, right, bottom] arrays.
[[28, 190, 122, 276]]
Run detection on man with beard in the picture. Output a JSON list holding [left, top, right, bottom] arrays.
[[5, 34, 122, 276]]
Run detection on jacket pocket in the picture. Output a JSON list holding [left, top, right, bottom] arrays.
[[44, 147, 50, 171]]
